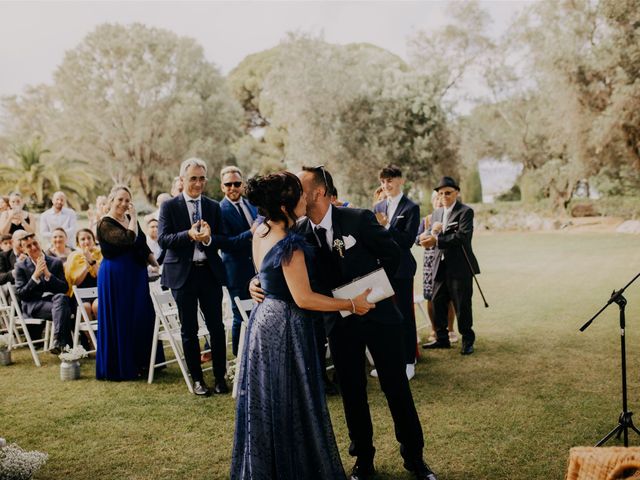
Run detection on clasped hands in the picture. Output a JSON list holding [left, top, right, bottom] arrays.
[[374, 211, 389, 227], [188, 220, 211, 245], [33, 255, 51, 281], [418, 221, 442, 249]]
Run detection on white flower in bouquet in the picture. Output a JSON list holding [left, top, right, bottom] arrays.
[[58, 345, 88, 362], [0, 441, 48, 480], [225, 361, 237, 383], [0, 333, 10, 350]]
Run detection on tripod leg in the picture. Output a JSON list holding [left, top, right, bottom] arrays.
[[596, 425, 624, 447]]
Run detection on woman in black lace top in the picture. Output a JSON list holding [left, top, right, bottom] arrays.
[[96, 185, 160, 380]]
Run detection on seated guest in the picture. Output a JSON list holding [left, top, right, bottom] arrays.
[[0, 192, 36, 235], [1, 233, 12, 253], [144, 193, 172, 224], [0, 230, 27, 286], [65, 228, 102, 320], [13, 230, 73, 353], [40, 191, 78, 248], [145, 218, 163, 264], [88, 195, 108, 235], [46, 227, 73, 263], [329, 186, 350, 207], [0, 195, 9, 213]]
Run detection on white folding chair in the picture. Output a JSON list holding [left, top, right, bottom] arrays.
[[148, 289, 213, 393], [148, 289, 194, 392], [232, 296, 254, 399], [72, 286, 98, 353], [6, 284, 52, 367], [0, 286, 18, 345], [222, 286, 235, 347]]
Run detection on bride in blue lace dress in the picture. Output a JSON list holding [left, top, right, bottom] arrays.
[[231, 172, 374, 480]]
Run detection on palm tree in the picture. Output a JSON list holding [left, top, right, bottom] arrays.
[[0, 138, 99, 211]]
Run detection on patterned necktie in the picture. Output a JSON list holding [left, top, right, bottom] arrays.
[[234, 201, 251, 230], [189, 199, 204, 251]]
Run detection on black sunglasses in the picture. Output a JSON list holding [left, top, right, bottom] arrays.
[[314, 165, 330, 195], [223, 181, 243, 188]]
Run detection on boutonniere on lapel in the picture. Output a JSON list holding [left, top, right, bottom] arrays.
[[333, 238, 345, 258]]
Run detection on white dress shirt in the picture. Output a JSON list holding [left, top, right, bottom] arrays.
[[309, 205, 334, 250], [228, 196, 254, 227], [182, 192, 210, 262], [385, 192, 403, 230], [40, 207, 77, 247]]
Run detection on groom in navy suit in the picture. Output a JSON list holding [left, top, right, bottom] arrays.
[[372, 165, 420, 379], [218, 166, 257, 356], [158, 158, 229, 396]]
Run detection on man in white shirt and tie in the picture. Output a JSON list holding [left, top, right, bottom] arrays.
[[419, 176, 480, 355], [158, 158, 229, 396], [373, 165, 420, 380], [218, 166, 258, 356]]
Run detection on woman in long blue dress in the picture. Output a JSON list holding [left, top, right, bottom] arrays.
[[96, 185, 161, 381], [231, 172, 374, 480]]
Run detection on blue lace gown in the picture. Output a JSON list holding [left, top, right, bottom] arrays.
[[231, 232, 346, 480]]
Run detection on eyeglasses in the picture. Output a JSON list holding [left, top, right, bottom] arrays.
[[314, 165, 330, 196], [223, 181, 242, 188], [438, 190, 456, 197], [188, 176, 207, 184]]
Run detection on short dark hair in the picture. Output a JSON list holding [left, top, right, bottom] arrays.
[[75, 228, 96, 245], [147, 218, 159, 226], [379, 164, 402, 179], [0, 234, 11, 242], [246, 171, 303, 235], [301, 165, 335, 197]]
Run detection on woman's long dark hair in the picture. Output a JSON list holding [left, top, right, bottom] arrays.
[[245, 172, 303, 235]]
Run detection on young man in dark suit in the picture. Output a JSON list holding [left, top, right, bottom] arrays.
[[13, 230, 72, 353], [158, 158, 229, 396], [372, 165, 420, 380], [218, 166, 257, 356], [419, 176, 480, 355]]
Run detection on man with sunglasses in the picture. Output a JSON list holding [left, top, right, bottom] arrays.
[[419, 176, 480, 355], [219, 166, 258, 356]]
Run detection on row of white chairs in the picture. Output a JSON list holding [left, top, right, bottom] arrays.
[[0, 284, 99, 367]]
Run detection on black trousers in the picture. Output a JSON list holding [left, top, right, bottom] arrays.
[[329, 318, 424, 464], [432, 260, 475, 346], [172, 265, 225, 383], [26, 294, 73, 347], [391, 277, 417, 364]]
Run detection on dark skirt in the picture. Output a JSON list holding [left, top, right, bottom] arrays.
[[231, 297, 346, 480], [96, 251, 156, 381]]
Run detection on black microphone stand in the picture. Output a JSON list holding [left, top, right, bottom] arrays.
[[580, 272, 640, 447]]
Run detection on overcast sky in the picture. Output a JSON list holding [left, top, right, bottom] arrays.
[[0, 1, 532, 98]]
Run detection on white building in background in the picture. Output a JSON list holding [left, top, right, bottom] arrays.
[[478, 158, 523, 203]]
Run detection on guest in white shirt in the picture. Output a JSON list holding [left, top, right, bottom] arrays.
[[40, 191, 77, 248]]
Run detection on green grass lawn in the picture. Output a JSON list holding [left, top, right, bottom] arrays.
[[3, 232, 640, 479]]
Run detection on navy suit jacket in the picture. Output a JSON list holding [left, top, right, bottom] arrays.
[[298, 206, 403, 333], [158, 194, 228, 290], [373, 194, 420, 279], [219, 197, 257, 292], [14, 254, 68, 316], [430, 201, 480, 279]]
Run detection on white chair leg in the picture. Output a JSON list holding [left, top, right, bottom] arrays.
[[147, 316, 161, 385]]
